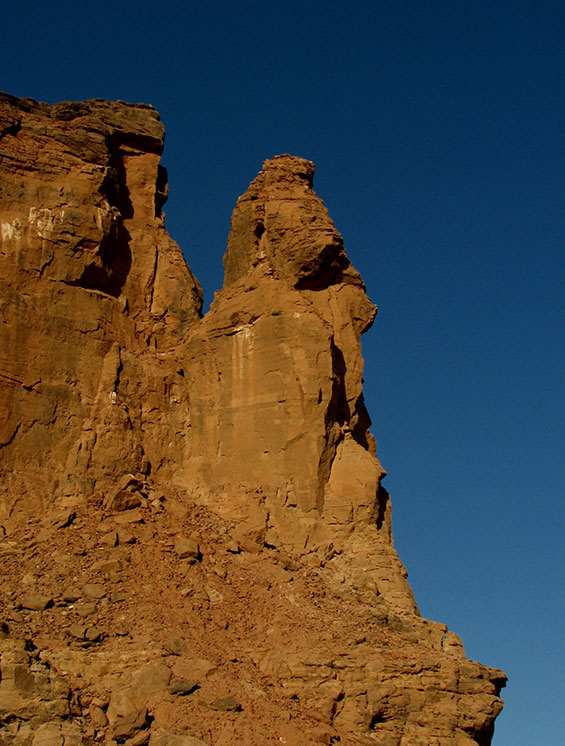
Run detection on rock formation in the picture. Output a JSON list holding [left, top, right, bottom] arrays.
[[0, 92, 506, 746]]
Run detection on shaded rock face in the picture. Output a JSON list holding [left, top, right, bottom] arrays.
[[0, 93, 505, 746]]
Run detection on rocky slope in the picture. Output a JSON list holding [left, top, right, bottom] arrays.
[[0, 92, 506, 746]]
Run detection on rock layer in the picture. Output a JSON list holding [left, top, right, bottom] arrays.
[[0, 92, 505, 746]]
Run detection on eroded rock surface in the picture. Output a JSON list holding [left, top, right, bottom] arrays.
[[0, 92, 505, 745]]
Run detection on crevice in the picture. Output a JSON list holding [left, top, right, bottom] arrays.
[[22, 378, 41, 392], [0, 372, 25, 387], [328, 339, 350, 427], [101, 138, 134, 219], [369, 712, 386, 729], [66, 220, 132, 297], [72, 136, 136, 297], [112, 130, 163, 156], [316, 338, 350, 510], [350, 393, 371, 449], [38, 250, 54, 277], [254, 220, 265, 239], [148, 247, 159, 313], [375, 483, 389, 532], [0, 422, 21, 449], [294, 241, 351, 291], [0, 119, 21, 141], [155, 164, 168, 216], [462, 722, 495, 746], [113, 348, 123, 394]]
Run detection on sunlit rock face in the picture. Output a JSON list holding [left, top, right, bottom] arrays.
[[183, 154, 415, 608], [0, 92, 202, 522], [0, 93, 505, 746]]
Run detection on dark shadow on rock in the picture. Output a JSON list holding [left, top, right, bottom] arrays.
[[68, 220, 132, 298], [294, 242, 351, 291], [376, 483, 389, 532]]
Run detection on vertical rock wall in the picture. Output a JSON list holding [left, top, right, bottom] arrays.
[[0, 92, 202, 522]]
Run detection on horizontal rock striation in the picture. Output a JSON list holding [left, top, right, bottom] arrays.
[[0, 92, 505, 746]]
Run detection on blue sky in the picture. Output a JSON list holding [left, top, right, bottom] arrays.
[[2, 2, 563, 743]]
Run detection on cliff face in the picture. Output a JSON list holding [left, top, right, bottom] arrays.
[[0, 92, 202, 521], [0, 93, 505, 746]]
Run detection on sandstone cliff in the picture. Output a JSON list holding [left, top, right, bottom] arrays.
[[0, 92, 506, 746]]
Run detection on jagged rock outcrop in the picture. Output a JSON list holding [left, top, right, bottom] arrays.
[[0, 92, 506, 746]]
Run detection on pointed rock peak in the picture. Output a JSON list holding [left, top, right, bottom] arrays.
[[223, 154, 364, 291]]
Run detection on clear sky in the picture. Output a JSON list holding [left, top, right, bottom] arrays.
[[2, 2, 563, 743]]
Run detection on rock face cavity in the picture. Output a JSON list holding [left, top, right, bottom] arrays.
[[0, 93, 505, 746]]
